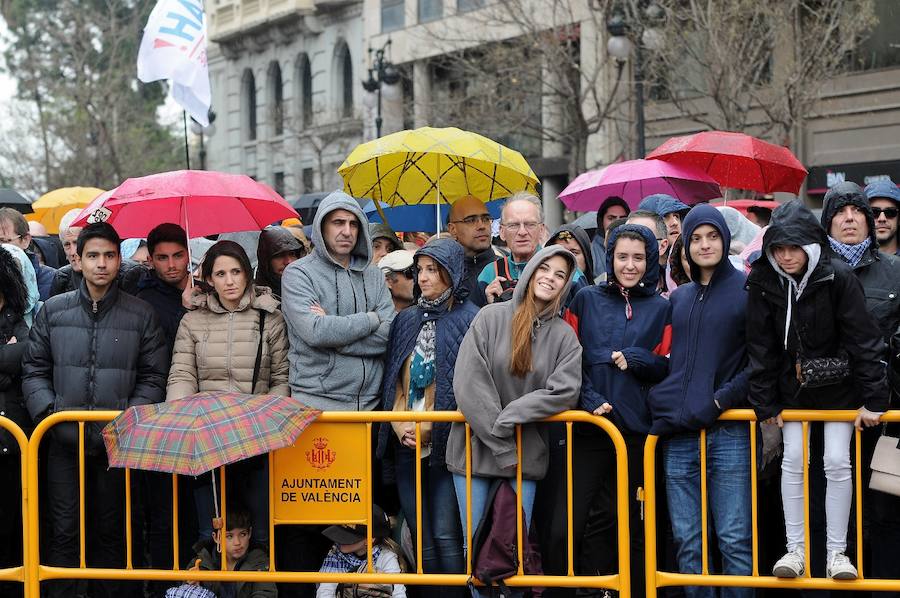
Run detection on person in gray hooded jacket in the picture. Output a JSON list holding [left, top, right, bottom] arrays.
[[281, 191, 395, 412], [445, 245, 582, 541]]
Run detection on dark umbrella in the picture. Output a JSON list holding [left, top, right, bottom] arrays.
[[0, 189, 32, 214], [289, 191, 331, 225]]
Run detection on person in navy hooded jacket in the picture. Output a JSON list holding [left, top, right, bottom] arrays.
[[377, 238, 478, 593], [565, 223, 671, 598], [647, 203, 752, 598]]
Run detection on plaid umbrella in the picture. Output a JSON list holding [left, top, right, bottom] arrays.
[[102, 391, 321, 477]]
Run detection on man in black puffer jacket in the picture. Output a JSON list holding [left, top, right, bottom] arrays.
[[22, 222, 168, 598]]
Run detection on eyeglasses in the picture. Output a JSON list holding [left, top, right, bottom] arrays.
[[384, 267, 415, 281], [872, 207, 899, 219], [450, 214, 492, 226], [500, 221, 542, 232], [0, 235, 22, 244]]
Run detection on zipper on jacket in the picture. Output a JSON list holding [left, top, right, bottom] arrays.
[[226, 312, 235, 391], [348, 269, 365, 409], [88, 312, 98, 409], [92, 301, 98, 313]]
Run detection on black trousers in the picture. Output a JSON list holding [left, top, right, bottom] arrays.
[[130, 469, 175, 597], [45, 439, 125, 598]]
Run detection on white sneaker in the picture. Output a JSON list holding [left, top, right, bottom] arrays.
[[826, 552, 858, 580], [772, 549, 805, 578]]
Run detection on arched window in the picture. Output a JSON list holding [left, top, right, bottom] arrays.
[[334, 41, 353, 118], [296, 53, 313, 127], [268, 61, 284, 136], [242, 69, 257, 141]]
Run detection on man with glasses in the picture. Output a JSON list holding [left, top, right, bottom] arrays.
[[865, 179, 900, 256], [0, 207, 56, 300], [475, 193, 544, 306], [378, 249, 416, 312], [447, 194, 498, 303], [627, 209, 670, 293]]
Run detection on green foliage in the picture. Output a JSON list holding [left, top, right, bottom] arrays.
[[1, 0, 182, 192]]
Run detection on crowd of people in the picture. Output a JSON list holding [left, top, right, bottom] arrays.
[[0, 178, 897, 598]]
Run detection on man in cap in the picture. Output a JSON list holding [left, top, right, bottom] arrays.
[[378, 249, 416, 312], [638, 193, 690, 249], [370, 223, 402, 265], [865, 179, 900, 256]]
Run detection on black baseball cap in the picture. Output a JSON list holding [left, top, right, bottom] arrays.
[[322, 505, 391, 545]]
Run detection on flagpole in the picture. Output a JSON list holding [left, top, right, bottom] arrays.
[[182, 111, 192, 170]]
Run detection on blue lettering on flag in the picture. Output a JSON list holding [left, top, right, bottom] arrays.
[[158, 0, 203, 42]]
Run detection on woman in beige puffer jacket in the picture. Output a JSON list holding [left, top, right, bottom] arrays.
[[167, 247, 290, 401], [166, 240, 290, 546]]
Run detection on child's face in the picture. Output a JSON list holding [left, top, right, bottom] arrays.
[[216, 526, 251, 563], [338, 538, 367, 555]]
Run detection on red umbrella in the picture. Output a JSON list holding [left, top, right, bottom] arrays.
[[646, 131, 808, 195], [72, 170, 298, 239]]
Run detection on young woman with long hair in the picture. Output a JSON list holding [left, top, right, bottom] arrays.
[[445, 245, 582, 561]]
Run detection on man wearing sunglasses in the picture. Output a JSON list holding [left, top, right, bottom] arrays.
[[378, 249, 416, 312], [865, 180, 900, 257]]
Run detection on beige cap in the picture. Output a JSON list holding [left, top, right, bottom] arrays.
[[378, 249, 415, 274]]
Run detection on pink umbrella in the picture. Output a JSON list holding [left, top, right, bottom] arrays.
[[72, 170, 298, 239], [559, 159, 722, 211]]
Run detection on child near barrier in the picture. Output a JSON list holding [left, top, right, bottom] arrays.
[[746, 201, 888, 580], [167, 504, 276, 598], [316, 504, 407, 598]]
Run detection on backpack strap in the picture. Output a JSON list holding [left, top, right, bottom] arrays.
[[251, 309, 266, 393]]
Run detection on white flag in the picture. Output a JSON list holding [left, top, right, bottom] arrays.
[[137, 0, 211, 126]]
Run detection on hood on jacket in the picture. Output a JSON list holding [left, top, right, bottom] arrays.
[[548, 223, 595, 278], [717, 206, 761, 253], [681, 203, 732, 283], [821, 181, 877, 248], [414, 238, 468, 302], [603, 223, 660, 296], [369, 223, 402, 252], [255, 225, 304, 290], [311, 191, 372, 271], [596, 196, 631, 229], [638, 193, 690, 217], [511, 245, 577, 313]]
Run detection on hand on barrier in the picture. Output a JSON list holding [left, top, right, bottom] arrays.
[[764, 414, 784, 428], [593, 402, 613, 416], [855, 406, 882, 430]]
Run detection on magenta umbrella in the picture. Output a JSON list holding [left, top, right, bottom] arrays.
[[72, 170, 298, 239], [559, 159, 722, 211]]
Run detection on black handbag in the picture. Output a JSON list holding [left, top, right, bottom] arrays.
[[792, 321, 850, 388]]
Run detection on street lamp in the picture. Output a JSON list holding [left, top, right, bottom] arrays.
[[362, 39, 401, 139], [190, 110, 217, 170], [606, 3, 664, 159]]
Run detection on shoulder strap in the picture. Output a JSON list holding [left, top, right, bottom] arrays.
[[251, 309, 266, 393]]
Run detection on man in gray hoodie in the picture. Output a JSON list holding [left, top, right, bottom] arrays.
[[281, 191, 395, 411]]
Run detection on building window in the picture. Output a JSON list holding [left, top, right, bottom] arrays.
[[334, 42, 354, 118], [850, 0, 900, 71], [242, 69, 257, 141], [382, 0, 404, 32], [457, 0, 484, 12], [418, 0, 442, 22], [302, 168, 315, 193], [268, 61, 284, 136], [296, 53, 313, 127], [274, 171, 285, 197]]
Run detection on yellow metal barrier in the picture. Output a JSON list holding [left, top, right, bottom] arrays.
[[23, 409, 632, 597], [643, 408, 900, 596], [0, 416, 29, 596]]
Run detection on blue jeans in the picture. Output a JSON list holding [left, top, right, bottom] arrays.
[[663, 422, 752, 598], [452, 474, 536, 598], [395, 448, 465, 574]]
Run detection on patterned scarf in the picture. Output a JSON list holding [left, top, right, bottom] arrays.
[[408, 286, 454, 409], [320, 544, 383, 573], [828, 236, 871, 268]]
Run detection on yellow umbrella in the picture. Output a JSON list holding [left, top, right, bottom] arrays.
[[28, 187, 105, 233], [338, 127, 539, 231]]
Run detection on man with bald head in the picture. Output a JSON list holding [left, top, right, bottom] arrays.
[[447, 194, 497, 302]]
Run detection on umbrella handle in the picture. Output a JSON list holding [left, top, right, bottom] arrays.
[[373, 201, 391, 229], [211, 469, 221, 525]]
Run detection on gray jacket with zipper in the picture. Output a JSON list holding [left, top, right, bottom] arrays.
[[281, 191, 395, 411]]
